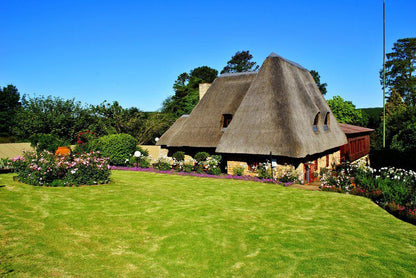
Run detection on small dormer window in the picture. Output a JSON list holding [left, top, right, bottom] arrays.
[[222, 114, 232, 128], [313, 112, 320, 132], [324, 112, 330, 131]]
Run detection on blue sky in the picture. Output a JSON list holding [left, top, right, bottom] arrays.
[[1, 0, 415, 111]]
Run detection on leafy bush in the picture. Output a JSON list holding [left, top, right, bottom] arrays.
[[138, 157, 151, 168], [172, 151, 185, 162], [321, 164, 416, 223], [29, 133, 69, 153], [276, 165, 299, 183], [10, 150, 110, 186], [233, 166, 245, 176], [73, 130, 99, 154], [194, 152, 209, 163], [256, 163, 272, 179], [154, 158, 171, 171], [207, 155, 222, 175], [96, 133, 138, 166], [183, 163, 194, 173]]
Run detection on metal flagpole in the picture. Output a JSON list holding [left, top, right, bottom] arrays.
[[383, 0, 386, 148]]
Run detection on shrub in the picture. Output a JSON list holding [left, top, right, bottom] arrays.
[[194, 152, 209, 163], [29, 133, 69, 153], [73, 130, 99, 154], [154, 158, 171, 171], [233, 166, 245, 176], [276, 165, 299, 183], [136, 146, 149, 157], [207, 155, 222, 175], [183, 163, 194, 173], [96, 133, 138, 166], [138, 157, 151, 168], [10, 150, 110, 186], [172, 151, 185, 162], [257, 163, 272, 179]]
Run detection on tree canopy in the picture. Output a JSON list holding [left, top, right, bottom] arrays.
[[221, 50, 259, 74], [161, 66, 218, 118], [0, 85, 20, 137], [381, 37, 416, 105], [326, 95, 366, 126], [310, 70, 327, 95]]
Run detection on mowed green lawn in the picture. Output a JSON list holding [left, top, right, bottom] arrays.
[[1, 171, 415, 277]]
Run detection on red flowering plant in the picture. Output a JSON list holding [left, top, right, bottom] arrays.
[[74, 129, 98, 154]]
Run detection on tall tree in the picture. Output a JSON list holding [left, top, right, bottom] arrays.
[[327, 95, 366, 126], [385, 88, 407, 117], [0, 85, 20, 137], [12, 95, 92, 143], [221, 50, 259, 74], [310, 70, 327, 95], [381, 37, 416, 105], [190, 66, 218, 83], [162, 66, 218, 118]]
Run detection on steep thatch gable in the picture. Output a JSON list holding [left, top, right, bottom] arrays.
[[157, 72, 257, 148], [158, 53, 347, 158], [216, 53, 347, 157]]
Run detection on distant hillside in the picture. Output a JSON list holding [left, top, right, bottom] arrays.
[[358, 107, 383, 129]]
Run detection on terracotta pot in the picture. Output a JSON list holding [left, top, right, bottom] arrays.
[[55, 146, 71, 156]]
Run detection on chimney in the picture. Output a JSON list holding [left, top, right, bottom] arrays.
[[199, 83, 211, 100]]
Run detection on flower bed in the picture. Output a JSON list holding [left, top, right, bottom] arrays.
[[320, 164, 416, 225], [11, 150, 111, 186]]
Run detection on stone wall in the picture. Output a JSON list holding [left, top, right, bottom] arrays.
[[139, 145, 168, 163], [0, 143, 34, 159]]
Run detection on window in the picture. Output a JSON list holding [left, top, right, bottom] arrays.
[[313, 112, 320, 132], [222, 114, 232, 128], [324, 112, 330, 131]]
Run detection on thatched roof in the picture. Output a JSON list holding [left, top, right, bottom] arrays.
[[157, 115, 189, 146], [158, 53, 348, 158], [158, 72, 257, 148]]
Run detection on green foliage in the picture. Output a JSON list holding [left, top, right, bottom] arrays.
[[136, 112, 174, 145], [381, 37, 416, 106], [0, 85, 20, 137], [154, 158, 171, 171], [327, 95, 366, 125], [383, 106, 416, 152], [276, 166, 299, 183], [183, 163, 194, 173], [221, 50, 259, 74], [136, 146, 149, 157], [206, 155, 222, 175], [29, 133, 69, 153], [194, 152, 209, 163], [13, 95, 93, 143], [73, 130, 99, 154], [10, 150, 110, 186], [190, 66, 218, 83], [233, 166, 245, 176], [257, 163, 272, 179], [138, 157, 151, 168], [162, 66, 218, 119], [358, 107, 383, 129], [97, 133, 138, 166], [172, 151, 185, 162], [310, 70, 327, 95]]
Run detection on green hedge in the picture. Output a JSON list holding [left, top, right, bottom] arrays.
[[97, 134, 138, 166]]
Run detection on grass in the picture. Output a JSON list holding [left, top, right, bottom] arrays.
[[1, 170, 415, 277]]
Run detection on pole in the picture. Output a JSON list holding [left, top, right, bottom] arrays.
[[383, 0, 386, 148], [269, 151, 273, 178]]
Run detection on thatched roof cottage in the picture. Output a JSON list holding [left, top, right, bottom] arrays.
[[158, 53, 354, 181]]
